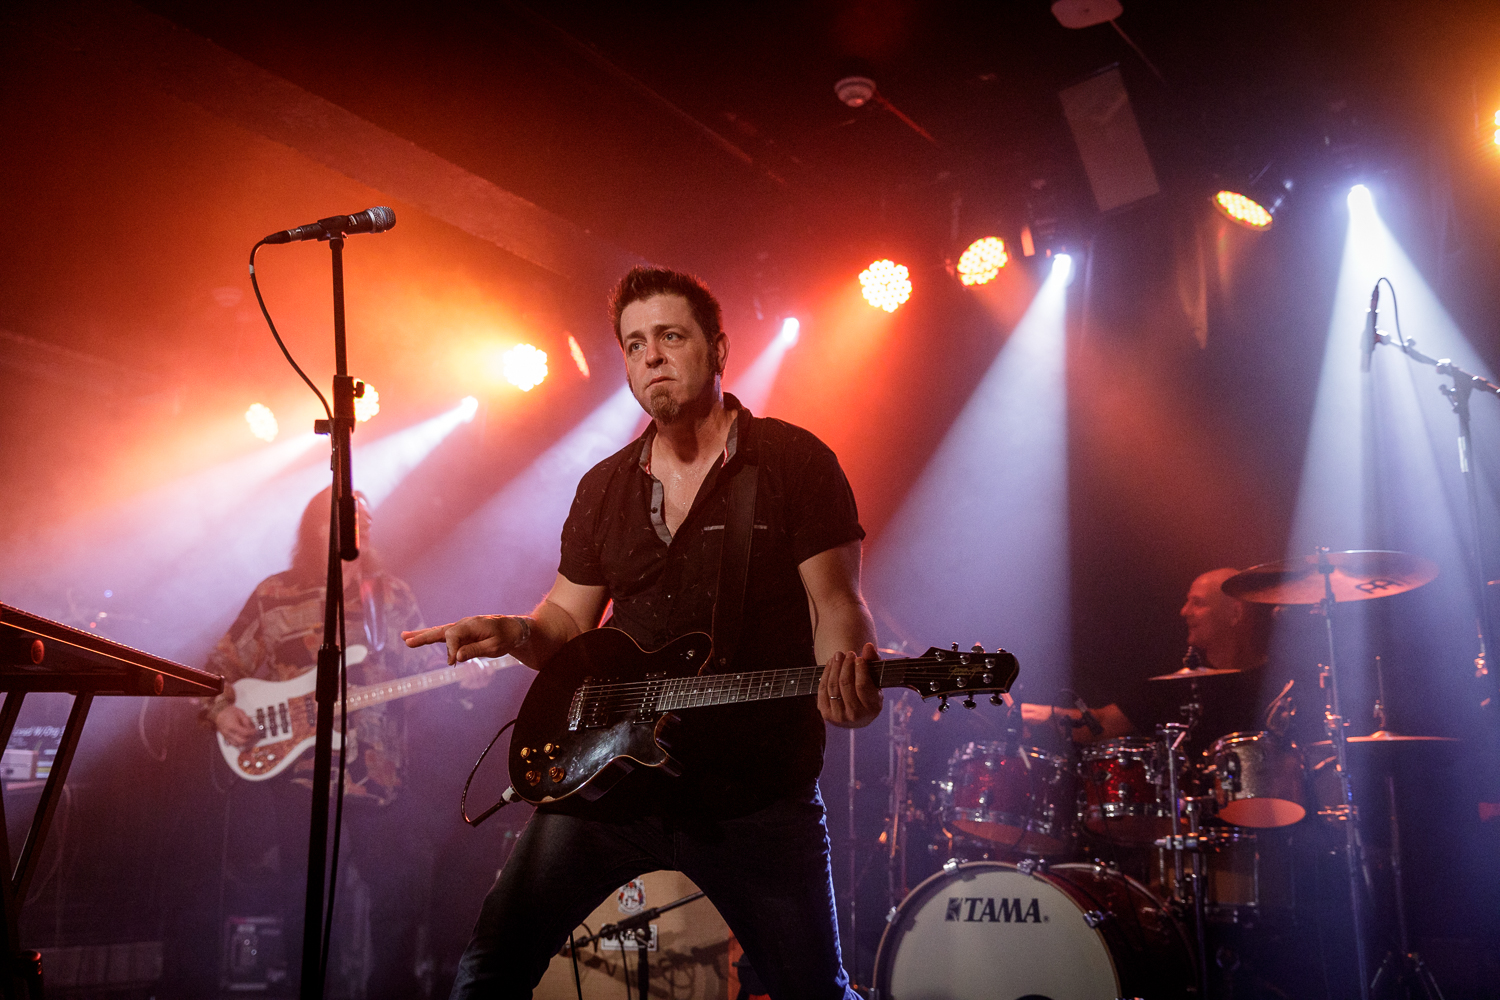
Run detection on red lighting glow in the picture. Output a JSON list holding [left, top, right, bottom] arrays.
[[1213, 190, 1273, 230], [502, 344, 548, 391], [956, 237, 1009, 286], [567, 334, 590, 378], [859, 259, 912, 312]]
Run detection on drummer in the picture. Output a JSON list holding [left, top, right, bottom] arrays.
[[1022, 568, 1310, 749]]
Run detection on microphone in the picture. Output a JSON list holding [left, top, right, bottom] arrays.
[[1071, 694, 1104, 736], [262, 207, 396, 245], [1360, 282, 1379, 373]]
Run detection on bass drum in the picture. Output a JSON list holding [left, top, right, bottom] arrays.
[[873, 861, 1194, 1000]]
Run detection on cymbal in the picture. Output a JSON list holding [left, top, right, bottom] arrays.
[[1312, 731, 1459, 745], [1148, 665, 1241, 681], [1222, 551, 1438, 605]]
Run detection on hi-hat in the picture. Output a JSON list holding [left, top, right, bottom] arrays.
[[1222, 550, 1438, 605], [1148, 665, 1240, 681]]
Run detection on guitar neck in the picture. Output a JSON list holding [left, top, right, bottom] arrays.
[[341, 659, 494, 712], [646, 659, 939, 712]]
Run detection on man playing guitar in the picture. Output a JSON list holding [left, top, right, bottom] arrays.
[[404, 265, 882, 1000]]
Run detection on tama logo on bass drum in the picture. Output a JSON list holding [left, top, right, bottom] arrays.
[[944, 896, 1044, 923]]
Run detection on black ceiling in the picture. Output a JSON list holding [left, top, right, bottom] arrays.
[[130, 0, 1500, 282]]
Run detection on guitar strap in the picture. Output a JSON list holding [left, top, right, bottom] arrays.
[[710, 453, 759, 673]]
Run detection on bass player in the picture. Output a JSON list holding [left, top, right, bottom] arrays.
[[202, 488, 493, 998]]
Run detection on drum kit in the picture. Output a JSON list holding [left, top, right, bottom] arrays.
[[871, 550, 1460, 1000]]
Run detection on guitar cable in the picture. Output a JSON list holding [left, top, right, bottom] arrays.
[[461, 717, 520, 827]]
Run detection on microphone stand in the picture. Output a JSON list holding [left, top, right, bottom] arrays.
[[569, 891, 707, 1000], [299, 233, 361, 1000], [1370, 330, 1500, 708]]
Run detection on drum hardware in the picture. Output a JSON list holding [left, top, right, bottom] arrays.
[[1225, 548, 1439, 1000], [1368, 774, 1447, 1000], [1159, 718, 1210, 998]]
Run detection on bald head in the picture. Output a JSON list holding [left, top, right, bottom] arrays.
[[1180, 567, 1246, 657]]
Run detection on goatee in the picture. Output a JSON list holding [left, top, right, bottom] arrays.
[[647, 386, 682, 424]]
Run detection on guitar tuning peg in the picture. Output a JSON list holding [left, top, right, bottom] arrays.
[[938, 695, 951, 713], [963, 696, 976, 709], [951, 642, 960, 652], [990, 693, 1004, 706], [971, 643, 984, 653]]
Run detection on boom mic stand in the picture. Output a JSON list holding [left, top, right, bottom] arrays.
[[1369, 327, 1500, 709], [299, 233, 363, 1000], [569, 891, 707, 1000]]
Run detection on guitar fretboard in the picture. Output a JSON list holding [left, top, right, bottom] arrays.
[[343, 658, 505, 712], [567, 655, 1010, 729]]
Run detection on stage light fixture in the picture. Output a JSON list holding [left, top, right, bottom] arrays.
[[245, 403, 278, 442], [1213, 190, 1274, 230], [354, 383, 380, 422], [778, 318, 800, 347], [567, 334, 591, 378], [859, 259, 912, 312], [502, 344, 549, 391], [1348, 184, 1373, 211], [957, 237, 1009, 286], [459, 396, 480, 422]]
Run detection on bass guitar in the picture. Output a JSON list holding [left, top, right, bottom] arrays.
[[218, 644, 511, 781], [508, 628, 1018, 805]]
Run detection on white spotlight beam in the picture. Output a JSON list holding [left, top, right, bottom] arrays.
[[408, 384, 647, 617], [726, 320, 798, 414], [865, 264, 1071, 683]]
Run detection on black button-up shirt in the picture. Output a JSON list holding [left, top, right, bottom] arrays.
[[558, 395, 864, 813]]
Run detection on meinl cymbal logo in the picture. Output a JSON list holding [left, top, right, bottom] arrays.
[[944, 897, 1045, 923]]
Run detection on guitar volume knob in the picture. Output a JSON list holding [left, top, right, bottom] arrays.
[[549, 766, 565, 783], [543, 743, 560, 758], [520, 747, 534, 762], [524, 770, 541, 786]]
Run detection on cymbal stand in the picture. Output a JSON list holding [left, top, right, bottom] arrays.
[[885, 693, 917, 910], [1159, 717, 1207, 998], [1315, 548, 1373, 1000], [1368, 774, 1446, 1000]]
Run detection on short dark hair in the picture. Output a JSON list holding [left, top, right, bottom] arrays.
[[609, 266, 724, 352]]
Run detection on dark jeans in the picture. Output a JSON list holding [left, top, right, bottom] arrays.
[[449, 785, 855, 1000]]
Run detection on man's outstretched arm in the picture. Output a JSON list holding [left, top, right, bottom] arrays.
[[401, 573, 609, 671]]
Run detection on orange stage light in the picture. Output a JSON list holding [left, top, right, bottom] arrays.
[[1213, 190, 1274, 230], [859, 259, 912, 312], [502, 344, 548, 391], [354, 382, 381, 422], [567, 334, 591, 378], [245, 403, 278, 442], [957, 237, 1009, 286]]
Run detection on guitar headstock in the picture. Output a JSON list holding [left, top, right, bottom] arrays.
[[889, 643, 1019, 709]]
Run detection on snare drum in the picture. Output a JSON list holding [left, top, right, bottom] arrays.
[[1207, 731, 1307, 828], [1078, 737, 1173, 844], [938, 741, 1075, 855], [874, 860, 1195, 1000]]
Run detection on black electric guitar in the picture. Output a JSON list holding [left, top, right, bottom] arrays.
[[508, 627, 1019, 805]]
